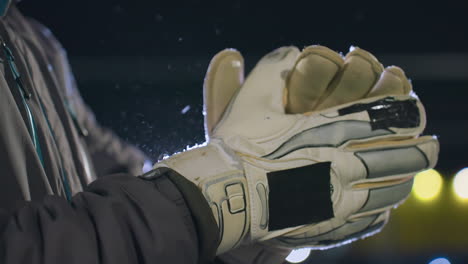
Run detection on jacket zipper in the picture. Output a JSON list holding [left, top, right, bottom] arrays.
[[0, 36, 72, 201], [1, 37, 44, 166]]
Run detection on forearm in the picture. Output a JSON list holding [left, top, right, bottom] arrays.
[[0, 171, 218, 264]]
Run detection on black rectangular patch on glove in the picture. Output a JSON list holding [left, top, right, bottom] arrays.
[[267, 162, 334, 231]]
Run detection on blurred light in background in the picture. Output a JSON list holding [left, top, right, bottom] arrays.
[[413, 169, 443, 201], [286, 248, 311, 263], [428, 257, 451, 264], [453, 168, 468, 199]]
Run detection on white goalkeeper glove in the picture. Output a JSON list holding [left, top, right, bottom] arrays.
[[155, 45, 439, 254]]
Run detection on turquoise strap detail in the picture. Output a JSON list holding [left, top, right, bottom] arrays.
[[20, 92, 45, 167], [0, 0, 11, 17], [38, 98, 72, 201]]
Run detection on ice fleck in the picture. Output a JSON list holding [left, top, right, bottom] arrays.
[[155, 14, 163, 21], [142, 160, 153, 173], [214, 27, 222, 36], [113, 5, 124, 14], [181, 105, 191, 114]]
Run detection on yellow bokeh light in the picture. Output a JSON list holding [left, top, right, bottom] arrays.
[[453, 168, 468, 200], [413, 169, 443, 201]]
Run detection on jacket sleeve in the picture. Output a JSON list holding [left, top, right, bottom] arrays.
[[0, 169, 219, 264], [27, 18, 150, 177]]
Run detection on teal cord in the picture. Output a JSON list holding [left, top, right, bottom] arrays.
[[2, 39, 71, 201], [20, 89, 45, 167], [2, 42, 45, 168], [38, 98, 72, 201]]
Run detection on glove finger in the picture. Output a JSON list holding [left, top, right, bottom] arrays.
[[336, 94, 426, 139], [316, 47, 384, 110], [352, 177, 414, 217], [272, 211, 389, 249], [367, 66, 412, 97], [211, 47, 300, 138], [264, 96, 425, 160], [351, 136, 439, 183], [348, 137, 439, 217], [238, 46, 300, 115], [204, 49, 245, 136], [286, 45, 344, 114]]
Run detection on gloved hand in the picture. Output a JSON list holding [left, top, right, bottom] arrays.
[[154, 45, 439, 255]]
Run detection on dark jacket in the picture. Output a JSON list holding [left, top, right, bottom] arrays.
[[0, 5, 219, 264], [0, 5, 291, 264]]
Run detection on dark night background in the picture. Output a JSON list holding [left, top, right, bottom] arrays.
[[17, 1, 468, 263]]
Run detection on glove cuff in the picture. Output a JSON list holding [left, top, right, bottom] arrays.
[[154, 140, 250, 255]]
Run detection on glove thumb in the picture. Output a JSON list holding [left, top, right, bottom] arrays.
[[204, 49, 245, 138]]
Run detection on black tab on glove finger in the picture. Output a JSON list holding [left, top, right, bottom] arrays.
[[267, 162, 334, 231], [338, 97, 420, 130]]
